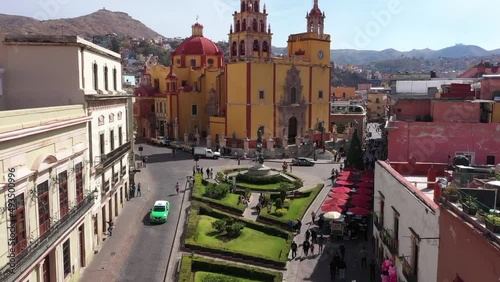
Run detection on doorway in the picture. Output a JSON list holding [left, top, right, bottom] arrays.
[[114, 193, 119, 217], [288, 117, 298, 143], [78, 225, 86, 267]]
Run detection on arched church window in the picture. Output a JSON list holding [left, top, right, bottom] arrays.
[[252, 19, 258, 31], [260, 20, 265, 32], [240, 40, 246, 55], [231, 41, 237, 56], [290, 87, 297, 104], [236, 20, 240, 32], [254, 1, 259, 12], [253, 40, 259, 52], [241, 1, 246, 12], [262, 41, 269, 52], [242, 19, 247, 31]]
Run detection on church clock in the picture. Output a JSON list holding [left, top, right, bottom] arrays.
[[317, 50, 324, 59]]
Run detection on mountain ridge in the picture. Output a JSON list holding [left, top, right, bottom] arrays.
[[1, 10, 497, 65]]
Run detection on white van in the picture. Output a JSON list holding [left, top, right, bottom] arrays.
[[194, 147, 221, 159]]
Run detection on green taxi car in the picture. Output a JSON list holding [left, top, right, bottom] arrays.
[[149, 200, 170, 223]]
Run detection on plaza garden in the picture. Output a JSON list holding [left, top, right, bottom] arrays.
[[182, 169, 324, 277]]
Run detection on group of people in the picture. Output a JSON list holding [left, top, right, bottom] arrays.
[[328, 245, 377, 281], [129, 183, 142, 198], [290, 226, 325, 259], [194, 165, 214, 179], [363, 138, 384, 170]]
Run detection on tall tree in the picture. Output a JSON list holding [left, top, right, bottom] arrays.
[[345, 129, 364, 170]]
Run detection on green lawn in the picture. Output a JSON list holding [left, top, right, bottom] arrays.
[[260, 184, 323, 225], [196, 182, 241, 205], [194, 272, 261, 282], [195, 215, 286, 259]]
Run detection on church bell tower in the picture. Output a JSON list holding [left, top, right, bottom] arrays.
[[306, 0, 325, 38], [228, 0, 273, 61]]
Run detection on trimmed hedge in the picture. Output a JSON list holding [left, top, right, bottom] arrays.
[[258, 184, 324, 229], [184, 202, 293, 268], [192, 174, 246, 215], [179, 255, 283, 282]]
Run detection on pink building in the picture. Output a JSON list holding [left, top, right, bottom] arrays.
[[387, 121, 500, 165], [481, 75, 500, 100]]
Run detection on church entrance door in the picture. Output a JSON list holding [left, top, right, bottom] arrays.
[[288, 117, 298, 143]]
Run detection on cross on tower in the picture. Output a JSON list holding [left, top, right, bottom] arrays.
[[196, 15, 199, 22]]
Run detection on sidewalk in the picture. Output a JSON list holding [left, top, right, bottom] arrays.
[[284, 166, 381, 282]]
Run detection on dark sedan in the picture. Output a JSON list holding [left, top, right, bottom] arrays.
[[292, 157, 315, 166]]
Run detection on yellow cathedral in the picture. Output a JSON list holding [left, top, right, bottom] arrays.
[[135, 0, 331, 147]]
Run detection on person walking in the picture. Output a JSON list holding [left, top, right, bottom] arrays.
[[210, 168, 214, 178], [317, 234, 324, 253], [329, 258, 337, 281], [296, 219, 302, 233], [310, 242, 315, 255], [305, 229, 311, 241], [311, 211, 316, 224], [338, 259, 347, 279], [339, 242, 346, 258], [206, 167, 210, 178], [106, 220, 114, 236], [302, 240, 310, 257], [369, 259, 376, 281], [312, 229, 319, 243], [142, 156, 148, 168], [360, 246, 368, 269], [137, 183, 142, 197], [291, 241, 298, 259], [175, 182, 180, 194]]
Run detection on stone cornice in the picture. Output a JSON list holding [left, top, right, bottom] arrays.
[[0, 116, 91, 143]]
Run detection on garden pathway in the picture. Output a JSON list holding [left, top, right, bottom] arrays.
[[242, 193, 260, 221]]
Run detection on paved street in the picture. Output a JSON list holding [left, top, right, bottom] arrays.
[[81, 141, 379, 282]]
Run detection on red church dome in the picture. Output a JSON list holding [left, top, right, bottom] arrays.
[[172, 36, 221, 56]]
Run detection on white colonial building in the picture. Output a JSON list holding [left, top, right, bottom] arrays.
[[0, 35, 134, 281], [0, 106, 93, 282], [373, 161, 440, 282]]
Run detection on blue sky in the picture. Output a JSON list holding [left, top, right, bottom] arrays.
[[3, 0, 500, 51]]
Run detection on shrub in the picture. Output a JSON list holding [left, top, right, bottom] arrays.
[[211, 219, 226, 233], [202, 274, 239, 282], [283, 198, 291, 204], [211, 217, 245, 238], [226, 221, 245, 237], [263, 194, 271, 206], [205, 183, 230, 199], [275, 208, 288, 217], [275, 198, 283, 209]]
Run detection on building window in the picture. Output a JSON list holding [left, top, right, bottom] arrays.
[[93, 63, 98, 90], [113, 166, 119, 184], [375, 98, 380, 103], [455, 152, 475, 164], [59, 171, 69, 217], [113, 68, 117, 90], [182, 80, 188, 87], [318, 90, 324, 99], [110, 129, 115, 151], [411, 235, 419, 277], [191, 105, 198, 116], [190, 59, 196, 67], [63, 239, 71, 277], [259, 90, 265, 100], [104, 66, 109, 90], [37, 180, 50, 235], [12, 194, 26, 255], [150, 104, 155, 113], [99, 133, 105, 155], [380, 198, 385, 226], [118, 127, 123, 146], [207, 58, 214, 65], [290, 87, 297, 104], [393, 210, 400, 241], [253, 40, 259, 52], [75, 163, 83, 203], [98, 115, 105, 126], [342, 92, 346, 98]]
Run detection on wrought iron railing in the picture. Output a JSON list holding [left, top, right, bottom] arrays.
[[401, 256, 418, 282], [380, 228, 399, 255], [97, 141, 131, 172], [373, 212, 383, 231], [0, 195, 95, 282]]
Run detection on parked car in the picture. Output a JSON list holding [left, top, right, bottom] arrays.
[[149, 200, 170, 223], [170, 141, 181, 150], [194, 147, 221, 159], [292, 157, 315, 166], [151, 136, 170, 146]]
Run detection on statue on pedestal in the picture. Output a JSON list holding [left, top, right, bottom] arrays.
[[256, 126, 265, 164]]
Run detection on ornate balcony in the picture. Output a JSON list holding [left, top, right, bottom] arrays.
[[401, 256, 418, 282], [0, 194, 95, 282], [373, 212, 383, 231], [95, 140, 131, 173], [380, 228, 399, 255]]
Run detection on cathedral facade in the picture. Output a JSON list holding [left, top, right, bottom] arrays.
[[135, 0, 331, 147]]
